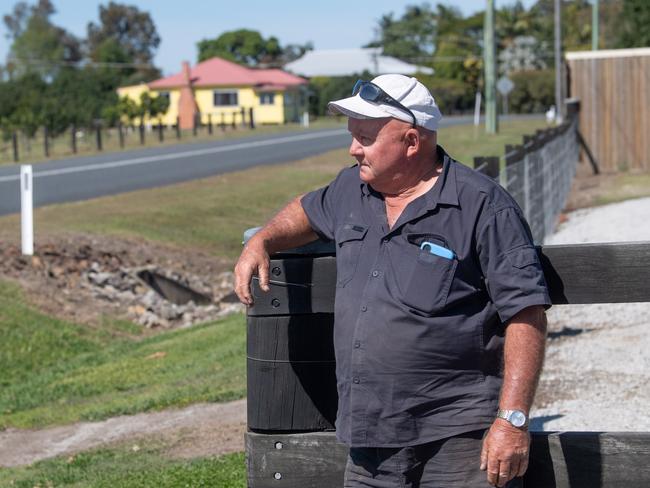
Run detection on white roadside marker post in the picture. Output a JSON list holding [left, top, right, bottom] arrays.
[[20, 165, 34, 256]]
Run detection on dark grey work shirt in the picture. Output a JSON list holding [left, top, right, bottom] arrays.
[[300, 146, 551, 448]]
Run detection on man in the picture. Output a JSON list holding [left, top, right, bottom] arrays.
[[234, 74, 550, 487]]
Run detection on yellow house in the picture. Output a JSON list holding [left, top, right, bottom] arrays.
[[117, 57, 309, 128]]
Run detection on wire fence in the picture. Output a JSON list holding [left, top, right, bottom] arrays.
[[474, 110, 580, 244], [0, 108, 262, 165]]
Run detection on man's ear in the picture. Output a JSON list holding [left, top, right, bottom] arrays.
[[404, 128, 421, 158]]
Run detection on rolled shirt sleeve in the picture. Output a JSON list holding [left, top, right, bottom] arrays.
[[476, 206, 552, 323], [300, 166, 356, 242]]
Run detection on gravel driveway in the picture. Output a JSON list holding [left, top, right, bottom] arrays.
[[531, 196, 650, 431]]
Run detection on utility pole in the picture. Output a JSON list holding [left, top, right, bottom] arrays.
[[592, 0, 599, 50], [484, 0, 498, 134], [554, 0, 563, 123]]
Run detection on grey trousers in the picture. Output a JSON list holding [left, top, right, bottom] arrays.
[[343, 430, 523, 488]]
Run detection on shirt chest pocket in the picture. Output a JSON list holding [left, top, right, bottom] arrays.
[[391, 235, 458, 315], [335, 223, 368, 287]]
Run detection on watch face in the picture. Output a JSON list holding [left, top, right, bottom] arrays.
[[510, 411, 527, 427]]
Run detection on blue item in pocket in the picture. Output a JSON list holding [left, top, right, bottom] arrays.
[[420, 241, 455, 260]]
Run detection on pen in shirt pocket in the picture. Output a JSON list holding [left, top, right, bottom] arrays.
[[420, 241, 456, 260]]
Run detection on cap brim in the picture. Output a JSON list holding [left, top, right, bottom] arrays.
[[328, 96, 413, 124]]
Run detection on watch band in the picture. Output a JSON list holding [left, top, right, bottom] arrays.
[[496, 408, 529, 428]]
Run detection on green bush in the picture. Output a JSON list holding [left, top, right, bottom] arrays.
[[508, 69, 554, 113]]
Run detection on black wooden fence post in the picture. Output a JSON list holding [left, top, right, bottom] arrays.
[[139, 123, 145, 145], [231, 112, 237, 129], [12, 131, 19, 162], [95, 123, 103, 151], [71, 124, 77, 154], [118, 122, 124, 148], [220, 112, 226, 131], [240, 107, 246, 128], [175, 117, 181, 139], [249, 107, 255, 129], [158, 121, 164, 142], [208, 114, 213, 135], [43, 126, 49, 158]]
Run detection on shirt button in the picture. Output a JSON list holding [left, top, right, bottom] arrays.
[[353, 377, 360, 384], [354, 341, 361, 348], [371, 270, 379, 277], [361, 305, 367, 312]]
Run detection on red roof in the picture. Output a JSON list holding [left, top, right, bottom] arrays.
[[149, 57, 308, 90]]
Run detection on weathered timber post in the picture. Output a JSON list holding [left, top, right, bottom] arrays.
[[245, 229, 341, 487], [117, 123, 124, 148], [12, 132, 19, 162], [71, 124, 78, 153], [43, 126, 49, 158], [95, 123, 103, 151], [208, 114, 213, 135], [249, 107, 255, 129]]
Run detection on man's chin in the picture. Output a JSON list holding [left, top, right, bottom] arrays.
[[358, 164, 373, 182]]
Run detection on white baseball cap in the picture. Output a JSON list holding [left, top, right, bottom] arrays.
[[328, 74, 443, 131]]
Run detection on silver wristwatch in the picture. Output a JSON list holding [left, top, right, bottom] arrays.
[[496, 409, 529, 428]]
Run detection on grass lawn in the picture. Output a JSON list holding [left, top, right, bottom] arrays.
[[0, 280, 246, 430], [0, 445, 245, 487], [0, 119, 549, 260]]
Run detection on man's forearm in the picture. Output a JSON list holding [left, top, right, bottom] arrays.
[[499, 305, 547, 414], [480, 305, 547, 486], [250, 195, 319, 254]]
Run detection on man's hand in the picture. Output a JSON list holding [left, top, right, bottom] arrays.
[[480, 419, 530, 487], [234, 237, 271, 306]]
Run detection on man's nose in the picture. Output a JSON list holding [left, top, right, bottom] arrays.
[[349, 138, 363, 157]]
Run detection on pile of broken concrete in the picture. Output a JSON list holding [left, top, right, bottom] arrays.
[[0, 236, 243, 329]]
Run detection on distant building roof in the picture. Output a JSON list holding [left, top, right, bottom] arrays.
[[147, 57, 308, 90], [284, 48, 433, 77]]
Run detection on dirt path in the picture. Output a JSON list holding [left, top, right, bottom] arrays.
[[0, 399, 247, 468]]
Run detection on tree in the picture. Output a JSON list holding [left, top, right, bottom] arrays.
[[366, 4, 436, 63], [616, 0, 650, 48], [280, 42, 314, 64], [0, 72, 47, 135], [3, 0, 81, 79], [86, 1, 161, 83], [197, 29, 283, 66]]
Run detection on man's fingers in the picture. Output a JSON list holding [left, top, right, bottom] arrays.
[[258, 259, 270, 292], [234, 271, 253, 306], [480, 442, 488, 470], [496, 461, 512, 487], [516, 454, 529, 477], [487, 455, 500, 486]]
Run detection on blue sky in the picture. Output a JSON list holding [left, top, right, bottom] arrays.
[[0, 0, 537, 76]]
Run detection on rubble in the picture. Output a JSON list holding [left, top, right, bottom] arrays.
[[0, 235, 244, 330]]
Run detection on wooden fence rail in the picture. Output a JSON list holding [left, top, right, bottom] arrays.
[[246, 241, 650, 488]]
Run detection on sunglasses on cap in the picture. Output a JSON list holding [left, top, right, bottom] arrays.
[[352, 80, 417, 128]]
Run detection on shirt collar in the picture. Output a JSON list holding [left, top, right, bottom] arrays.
[[359, 145, 460, 209]]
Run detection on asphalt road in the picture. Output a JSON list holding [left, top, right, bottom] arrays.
[[0, 115, 535, 216]]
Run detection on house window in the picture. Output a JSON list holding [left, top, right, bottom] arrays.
[[213, 90, 238, 107], [158, 91, 170, 102], [259, 92, 275, 105]]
